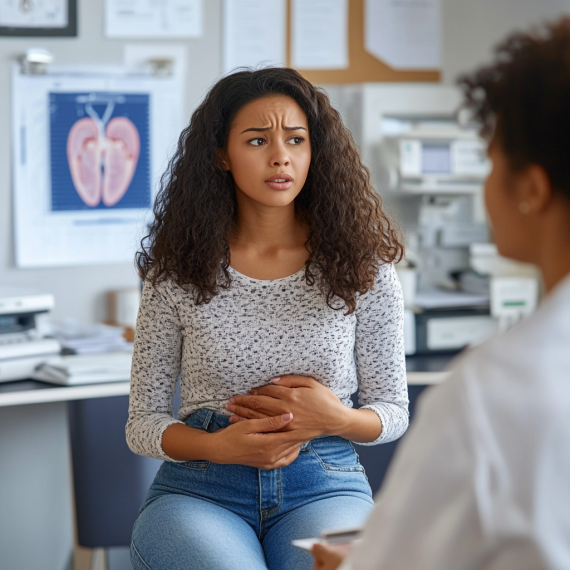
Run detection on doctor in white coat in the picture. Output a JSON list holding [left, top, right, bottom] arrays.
[[313, 17, 570, 570]]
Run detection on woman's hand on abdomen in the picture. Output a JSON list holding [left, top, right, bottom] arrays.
[[226, 375, 348, 440], [162, 413, 304, 469], [226, 375, 382, 444]]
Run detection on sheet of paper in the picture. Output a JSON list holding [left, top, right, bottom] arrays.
[[0, 0, 67, 28], [291, 0, 348, 70], [222, 0, 286, 74], [11, 64, 185, 268], [291, 538, 321, 552], [365, 0, 441, 70], [105, 0, 203, 38]]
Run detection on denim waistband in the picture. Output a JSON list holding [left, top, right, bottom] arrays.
[[184, 408, 228, 430]]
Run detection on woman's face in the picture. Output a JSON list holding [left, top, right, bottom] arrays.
[[484, 140, 534, 263], [221, 95, 311, 208]]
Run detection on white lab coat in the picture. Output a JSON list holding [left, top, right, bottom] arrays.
[[341, 274, 570, 570]]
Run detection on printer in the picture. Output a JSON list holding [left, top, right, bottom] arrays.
[[0, 289, 61, 382], [378, 125, 490, 195]]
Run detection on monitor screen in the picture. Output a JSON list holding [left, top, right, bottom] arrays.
[[422, 143, 451, 174]]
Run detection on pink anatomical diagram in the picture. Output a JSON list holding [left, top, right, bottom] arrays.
[[67, 116, 140, 207]]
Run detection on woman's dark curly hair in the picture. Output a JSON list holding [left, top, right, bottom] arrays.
[[457, 17, 570, 202], [136, 67, 404, 314]]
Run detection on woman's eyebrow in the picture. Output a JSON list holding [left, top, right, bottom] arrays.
[[240, 125, 307, 134]]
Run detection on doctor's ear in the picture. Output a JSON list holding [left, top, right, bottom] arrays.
[[215, 148, 230, 171], [519, 164, 553, 215]]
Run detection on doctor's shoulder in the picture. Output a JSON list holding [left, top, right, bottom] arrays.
[[442, 282, 570, 421], [477, 277, 570, 382]]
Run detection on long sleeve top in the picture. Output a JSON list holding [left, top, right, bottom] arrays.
[[126, 263, 408, 462], [340, 273, 570, 570]]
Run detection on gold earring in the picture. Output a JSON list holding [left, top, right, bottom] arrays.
[[519, 202, 530, 214]]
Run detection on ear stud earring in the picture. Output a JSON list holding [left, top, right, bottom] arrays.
[[519, 202, 530, 214]]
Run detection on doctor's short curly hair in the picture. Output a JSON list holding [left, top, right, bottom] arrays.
[[458, 17, 570, 203], [136, 67, 404, 314]]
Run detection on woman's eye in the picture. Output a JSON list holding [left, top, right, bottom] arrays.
[[248, 138, 266, 147], [287, 136, 305, 145]]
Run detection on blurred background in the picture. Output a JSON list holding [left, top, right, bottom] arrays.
[[0, 1, 568, 569]]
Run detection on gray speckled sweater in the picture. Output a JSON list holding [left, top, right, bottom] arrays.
[[127, 263, 409, 462]]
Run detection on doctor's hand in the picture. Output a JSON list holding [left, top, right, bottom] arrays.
[[226, 375, 348, 440], [312, 542, 350, 570]]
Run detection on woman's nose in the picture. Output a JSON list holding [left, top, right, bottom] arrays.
[[269, 141, 290, 167], [270, 150, 291, 167], [271, 156, 290, 166]]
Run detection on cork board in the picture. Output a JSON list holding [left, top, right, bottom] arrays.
[[285, 0, 440, 84]]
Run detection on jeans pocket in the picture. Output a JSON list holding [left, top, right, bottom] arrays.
[[310, 436, 365, 473], [178, 460, 210, 471], [178, 410, 215, 470]]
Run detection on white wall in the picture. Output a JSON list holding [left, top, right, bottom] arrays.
[[1, 0, 569, 324], [441, 0, 570, 85]]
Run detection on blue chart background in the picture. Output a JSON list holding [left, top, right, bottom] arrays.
[[49, 92, 151, 211]]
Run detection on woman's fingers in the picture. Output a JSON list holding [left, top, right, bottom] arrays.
[[230, 394, 285, 414], [271, 375, 316, 388], [250, 384, 292, 398], [226, 404, 269, 420], [241, 413, 294, 434], [228, 415, 247, 423], [271, 444, 301, 469]]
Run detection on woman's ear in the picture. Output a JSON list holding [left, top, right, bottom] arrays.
[[216, 148, 230, 171]]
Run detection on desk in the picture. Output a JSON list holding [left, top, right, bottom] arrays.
[[0, 354, 456, 570], [0, 380, 130, 407]]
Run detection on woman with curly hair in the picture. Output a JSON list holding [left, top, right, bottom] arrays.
[[126, 67, 408, 570]]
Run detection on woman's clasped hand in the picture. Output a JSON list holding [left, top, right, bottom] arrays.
[[207, 412, 304, 470], [226, 375, 349, 441]]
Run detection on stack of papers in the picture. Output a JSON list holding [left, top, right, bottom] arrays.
[[53, 320, 132, 355], [32, 352, 133, 385], [414, 289, 490, 310]]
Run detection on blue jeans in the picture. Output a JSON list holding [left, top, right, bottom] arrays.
[[131, 409, 374, 570]]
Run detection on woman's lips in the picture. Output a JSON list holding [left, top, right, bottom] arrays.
[[265, 174, 294, 191]]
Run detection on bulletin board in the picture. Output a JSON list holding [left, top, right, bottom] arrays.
[[286, 0, 440, 84]]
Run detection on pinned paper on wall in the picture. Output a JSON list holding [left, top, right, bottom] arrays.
[[12, 64, 185, 268], [291, 0, 349, 70], [105, 0, 203, 38], [365, 0, 441, 70], [222, 0, 286, 74]]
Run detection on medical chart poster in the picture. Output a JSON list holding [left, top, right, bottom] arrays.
[[12, 64, 184, 268], [49, 92, 151, 211]]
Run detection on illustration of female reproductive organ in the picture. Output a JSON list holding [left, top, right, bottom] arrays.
[[67, 116, 140, 207]]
